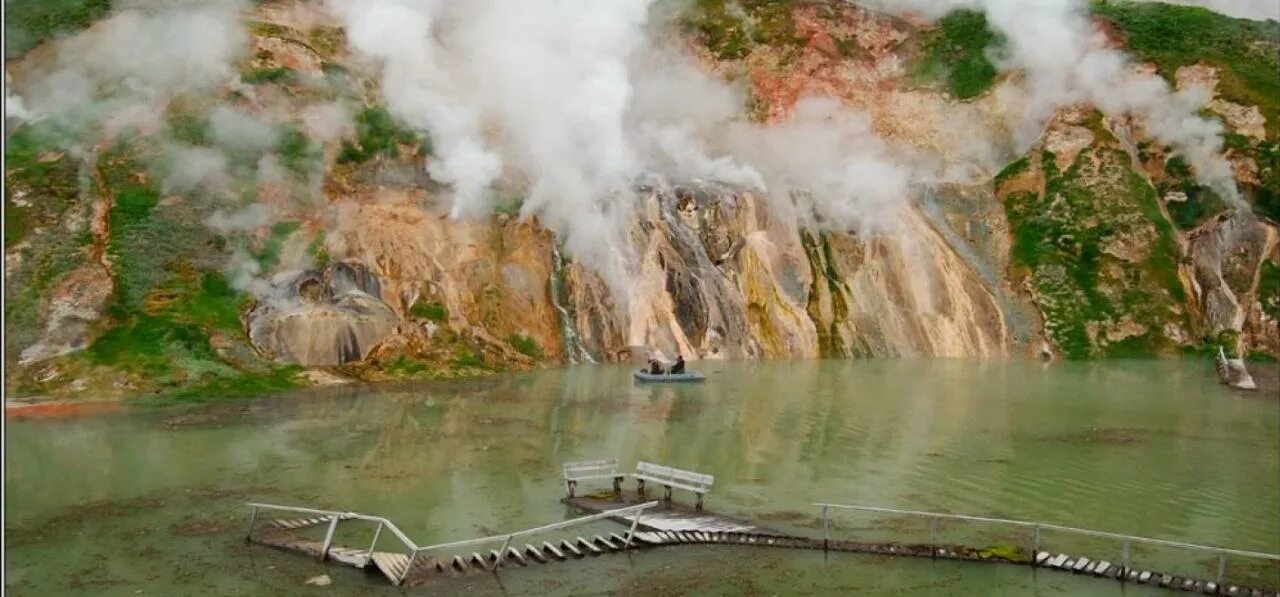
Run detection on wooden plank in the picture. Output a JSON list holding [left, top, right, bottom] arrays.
[[577, 536, 603, 555], [560, 540, 583, 558], [594, 535, 619, 550], [524, 544, 547, 563], [543, 541, 567, 560]]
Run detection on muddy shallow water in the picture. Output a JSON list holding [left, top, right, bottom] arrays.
[[5, 359, 1277, 595]]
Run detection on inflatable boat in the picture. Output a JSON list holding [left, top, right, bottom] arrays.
[[633, 370, 706, 383]]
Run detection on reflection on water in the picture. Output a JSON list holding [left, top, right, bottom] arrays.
[[5, 359, 1278, 594]]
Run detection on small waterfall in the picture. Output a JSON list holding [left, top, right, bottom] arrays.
[[550, 242, 595, 364]]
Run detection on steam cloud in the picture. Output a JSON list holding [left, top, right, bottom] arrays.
[[328, 0, 924, 299], [8, 0, 1249, 305], [860, 0, 1241, 201]]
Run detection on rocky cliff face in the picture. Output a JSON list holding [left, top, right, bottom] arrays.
[[4, 0, 1277, 400]]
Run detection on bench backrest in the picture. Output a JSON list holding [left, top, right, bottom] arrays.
[[562, 458, 618, 480], [635, 461, 714, 492]]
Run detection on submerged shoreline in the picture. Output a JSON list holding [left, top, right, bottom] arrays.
[[5, 355, 1277, 422]]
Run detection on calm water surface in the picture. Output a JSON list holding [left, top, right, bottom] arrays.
[[5, 359, 1278, 595]]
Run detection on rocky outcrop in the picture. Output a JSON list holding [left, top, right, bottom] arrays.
[[247, 261, 398, 366]]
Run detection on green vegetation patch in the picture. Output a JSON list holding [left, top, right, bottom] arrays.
[[1093, 1, 1279, 138], [4, 124, 83, 248], [1003, 137, 1187, 359], [3, 123, 91, 356], [338, 106, 431, 164], [253, 220, 302, 271], [1158, 156, 1231, 230], [4, 0, 111, 56], [507, 334, 543, 360], [241, 66, 298, 86], [1255, 142, 1280, 223], [683, 0, 803, 61], [276, 125, 322, 177], [409, 300, 447, 322], [1259, 258, 1280, 322], [910, 9, 1003, 100]]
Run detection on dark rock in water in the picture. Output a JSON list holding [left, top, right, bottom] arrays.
[[247, 261, 399, 367]]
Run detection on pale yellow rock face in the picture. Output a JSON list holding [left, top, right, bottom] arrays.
[[324, 189, 566, 363]]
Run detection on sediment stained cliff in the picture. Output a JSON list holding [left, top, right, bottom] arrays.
[[4, 0, 1277, 399]]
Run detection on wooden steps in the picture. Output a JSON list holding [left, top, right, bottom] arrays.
[[267, 514, 353, 530], [370, 552, 412, 585]]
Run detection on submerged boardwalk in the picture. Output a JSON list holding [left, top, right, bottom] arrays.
[[245, 485, 1279, 594]]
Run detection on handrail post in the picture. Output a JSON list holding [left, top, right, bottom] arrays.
[[365, 521, 384, 564], [320, 515, 341, 561], [1121, 539, 1130, 577], [245, 506, 259, 542], [822, 506, 829, 552], [1032, 525, 1040, 564], [493, 535, 513, 571], [401, 550, 419, 585], [929, 516, 938, 558], [625, 511, 642, 549], [1215, 552, 1225, 584]]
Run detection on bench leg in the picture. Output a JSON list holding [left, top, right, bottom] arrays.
[[612, 476, 623, 495], [663, 485, 672, 502], [566, 480, 577, 498], [695, 493, 704, 512], [637, 478, 646, 497]]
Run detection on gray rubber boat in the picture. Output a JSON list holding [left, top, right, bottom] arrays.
[[633, 370, 706, 383]]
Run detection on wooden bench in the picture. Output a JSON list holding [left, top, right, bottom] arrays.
[[633, 461, 714, 511], [561, 459, 625, 497]]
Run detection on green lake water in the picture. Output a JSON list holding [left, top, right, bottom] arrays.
[[5, 359, 1278, 595]]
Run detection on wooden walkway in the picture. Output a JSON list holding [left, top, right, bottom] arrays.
[[244, 496, 1279, 595], [563, 492, 759, 534]]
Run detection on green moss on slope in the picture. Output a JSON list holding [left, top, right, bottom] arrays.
[[1093, 1, 1279, 138], [4, 0, 111, 56], [911, 9, 1003, 100], [1003, 127, 1187, 359]]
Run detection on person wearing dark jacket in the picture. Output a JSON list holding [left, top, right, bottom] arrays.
[[670, 354, 685, 374], [647, 356, 665, 375]]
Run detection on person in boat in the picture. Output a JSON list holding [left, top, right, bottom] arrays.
[[647, 354, 665, 375], [670, 354, 685, 374]]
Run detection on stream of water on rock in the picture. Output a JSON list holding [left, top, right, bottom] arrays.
[[5, 359, 1277, 595]]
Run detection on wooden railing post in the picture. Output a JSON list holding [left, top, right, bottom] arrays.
[[929, 517, 938, 558], [625, 512, 642, 549], [1032, 525, 1040, 565], [493, 535, 513, 571], [401, 550, 418, 585], [1216, 552, 1226, 584], [320, 515, 341, 561], [245, 506, 259, 543], [822, 506, 829, 552], [365, 521, 384, 564], [1121, 539, 1130, 577]]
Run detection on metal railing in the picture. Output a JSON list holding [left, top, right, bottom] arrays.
[[245, 502, 420, 573], [246, 500, 657, 585], [815, 503, 1280, 585], [408, 500, 658, 575]]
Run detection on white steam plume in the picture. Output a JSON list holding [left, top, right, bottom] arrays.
[[330, 0, 924, 299], [859, 0, 1240, 201]]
